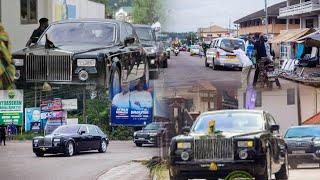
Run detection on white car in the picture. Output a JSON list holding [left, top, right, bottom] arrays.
[[190, 45, 200, 56], [205, 38, 245, 70]]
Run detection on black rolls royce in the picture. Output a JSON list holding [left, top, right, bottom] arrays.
[[13, 19, 149, 98], [169, 110, 288, 180], [284, 125, 320, 169], [32, 124, 109, 157]]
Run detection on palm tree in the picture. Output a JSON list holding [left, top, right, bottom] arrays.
[[0, 24, 15, 90]]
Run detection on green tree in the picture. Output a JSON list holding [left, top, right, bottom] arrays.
[[133, 0, 162, 24], [0, 24, 15, 90]]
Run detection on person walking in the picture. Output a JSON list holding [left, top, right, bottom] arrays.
[[0, 125, 6, 146], [233, 47, 253, 90], [252, 34, 267, 87]]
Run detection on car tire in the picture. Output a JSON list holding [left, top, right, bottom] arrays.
[[255, 148, 272, 180], [135, 143, 143, 147], [205, 57, 209, 67], [64, 141, 75, 157], [109, 66, 121, 99], [35, 152, 44, 157], [98, 139, 108, 153], [275, 153, 289, 179]]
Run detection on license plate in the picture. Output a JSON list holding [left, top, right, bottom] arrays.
[[225, 59, 239, 63], [292, 150, 305, 154], [209, 162, 218, 171]]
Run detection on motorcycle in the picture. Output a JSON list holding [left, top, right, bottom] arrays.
[[174, 47, 179, 56]]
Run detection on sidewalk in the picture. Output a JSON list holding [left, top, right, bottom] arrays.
[[98, 162, 151, 180]]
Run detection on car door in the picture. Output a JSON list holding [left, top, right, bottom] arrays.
[[122, 23, 145, 83], [88, 125, 100, 149], [78, 125, 90, 151], [266, 113, 282, 172]]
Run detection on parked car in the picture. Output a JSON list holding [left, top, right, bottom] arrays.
[[13, 19, 149, 98], [169, 110, 288, 180], [284, 125, 320, 169], [189, 45, 200, 56], [205, 37, 245, 70], [133, 122, 168, 147], [134, 24, 167, 69], [32, 124, 109, 157], [163, 42, 171, 59]]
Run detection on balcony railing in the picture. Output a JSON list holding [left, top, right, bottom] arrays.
[[279, 1, 320, 17]]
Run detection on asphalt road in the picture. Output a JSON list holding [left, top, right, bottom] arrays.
[[0, 141, 157, 180]]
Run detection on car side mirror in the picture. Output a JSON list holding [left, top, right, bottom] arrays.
[[181, 126, 190, 135], [270, 125, 280, 132], [124, 36, 135, 46], [80, 130, 86, 135]]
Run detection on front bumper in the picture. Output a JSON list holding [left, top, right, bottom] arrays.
[[171, 160, 264, 179], [133, 136, 158, 145], [215, 60, 242, 68], [288, 153, 320, 163], [33, 145, 65, 154]]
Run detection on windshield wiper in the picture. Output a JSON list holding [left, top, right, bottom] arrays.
[[301, 135, 314, 138]]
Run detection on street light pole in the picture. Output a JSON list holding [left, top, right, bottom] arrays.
[[265, 0, 269, 36]]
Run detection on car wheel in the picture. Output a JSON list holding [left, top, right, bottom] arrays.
[[35, 152, 44, 157], [109, 66, 121, 99], [135, 143, 143, 147], [98, 139, 108, 153], [205, 57, 209, 67], [256, 148, 272, 180], [275, 153, 289, 179], [64, 141, 75, 157]]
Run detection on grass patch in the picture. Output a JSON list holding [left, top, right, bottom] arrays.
[[14, 133, 40, 141], [143, 157, 169, 180]]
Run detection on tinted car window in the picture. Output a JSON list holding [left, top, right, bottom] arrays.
[[39, 22, 116, 45], [79, 125, 88, 134], [192, 112, 264, 133], [88, 125, 98, 134], [219, 39, 245, 51], [95, 126, 105, 134], [52, 125, 79, 135], [285, 127, 320, 138], [144, 123, 161, 130], [135, 27, 155, 41]]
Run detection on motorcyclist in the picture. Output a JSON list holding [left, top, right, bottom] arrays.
[[172, 38, 181, 49]]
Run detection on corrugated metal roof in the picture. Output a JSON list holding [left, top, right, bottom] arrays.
[[271, 28, 314, 43]]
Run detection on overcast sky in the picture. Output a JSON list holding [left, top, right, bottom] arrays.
[[162, 0, 284, 32]]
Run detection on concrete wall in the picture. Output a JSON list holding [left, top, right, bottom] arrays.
[[1, 0, 105, 51], [239, 24, 300, 36]]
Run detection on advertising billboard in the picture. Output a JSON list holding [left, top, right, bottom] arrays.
[[111, 81, 153, 126], [0, 90, 23, 126], [25, 107, 41, 132]]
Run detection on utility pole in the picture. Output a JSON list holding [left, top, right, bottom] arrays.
[[265, 0, 269, 36], [83, 86, 87, 124]]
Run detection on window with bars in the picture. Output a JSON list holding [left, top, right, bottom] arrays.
[[20, 0, 38, 24]]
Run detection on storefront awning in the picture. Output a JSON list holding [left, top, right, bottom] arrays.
[[298, 30, 320, 41], [272, 28, 315, 44]]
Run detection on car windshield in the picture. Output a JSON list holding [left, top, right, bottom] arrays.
[[144, 123, 161, 130], [285, 127, 320, 138], [39, 22, 116, 46], [220, 39, 245, 51], [135, 27, 155, 41], [51, 125, 79, 135], [192, 112, 264, 133]]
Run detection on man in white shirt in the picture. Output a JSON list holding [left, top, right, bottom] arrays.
[[112, 82, 130, 108], [233, 48, 253, 90], [130, 81, 153, 110]]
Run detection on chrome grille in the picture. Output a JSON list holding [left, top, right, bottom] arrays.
[[44, 137, 52, 147], [194, 138, 234, 161], [26, 55, 72, 81]]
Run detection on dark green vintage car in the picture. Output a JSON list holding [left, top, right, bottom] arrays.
[[169, 110, 289, 180]]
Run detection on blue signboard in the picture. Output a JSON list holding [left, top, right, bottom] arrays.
[[111, 81, 153, 126], [25, 108, 41, 132]]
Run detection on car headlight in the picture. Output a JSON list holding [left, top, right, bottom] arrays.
[[53, 138, 61, 143], [181, 151, 190, 161], [144, 47, 156, 54], [313, 140, 320, 146], [77, 59, 96, 67], [149, 133, 158, 136], [177, 142, 191, 149], [237, 140, 254, 148], [13, 59, 24, 66], [33, 139, 39, 144], [239, 149, 249, 160], [133, 132, 137, 136]]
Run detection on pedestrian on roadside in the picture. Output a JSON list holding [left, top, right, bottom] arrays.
[[252, 34, 267, 87], [26, 18, 49, 47], [0, 124, 6, 146], [233, 47, 253, 90]]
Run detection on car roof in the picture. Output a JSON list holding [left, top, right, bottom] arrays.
[[287, 125, 320, 129], [52, 18, 122, 25], [201, 109, 265, 116], [216, 37, 244, 41], [133, 24, 152, 28]]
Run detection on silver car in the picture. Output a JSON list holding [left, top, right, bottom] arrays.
[[205, 37, 245, 70]]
